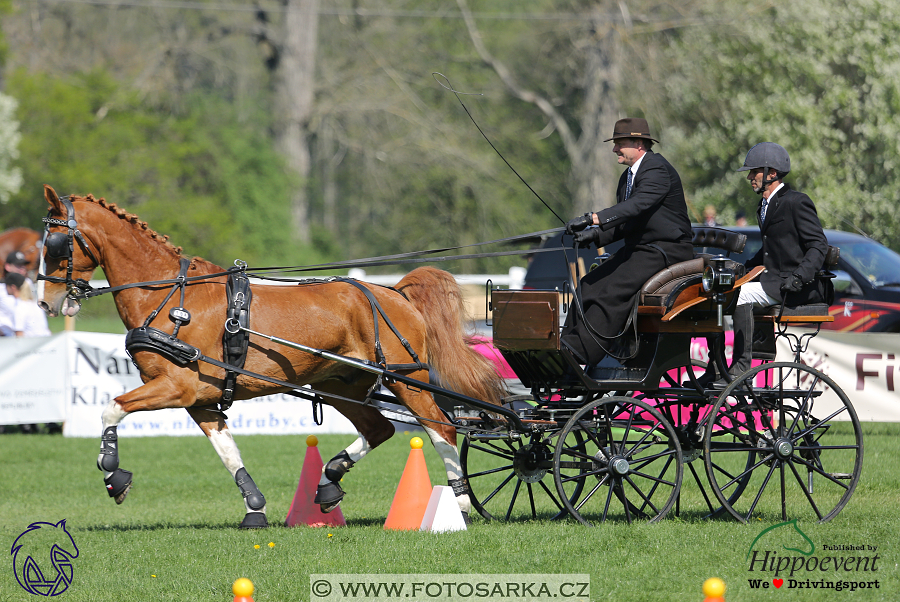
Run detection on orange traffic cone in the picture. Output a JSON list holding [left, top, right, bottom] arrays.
[[383, 437, 433, 530], [285, 435, 346, 527], [232, 577, 254, 602]]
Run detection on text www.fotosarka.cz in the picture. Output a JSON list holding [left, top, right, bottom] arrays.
[[310, 574, 590, 602]]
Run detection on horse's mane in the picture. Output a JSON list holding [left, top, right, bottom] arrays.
[[70, 194, 219, 271]]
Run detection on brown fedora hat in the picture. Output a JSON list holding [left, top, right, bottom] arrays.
[[603, 117, 659, 143]]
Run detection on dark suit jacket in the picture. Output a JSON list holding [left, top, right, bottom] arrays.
[[592, 151, 694, 256], [561, 151, 694, 363], [745, 183, 828, 304]]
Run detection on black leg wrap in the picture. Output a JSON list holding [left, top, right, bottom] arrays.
[[104, 468, 133, 502], [314, 481, 345, 513], [324, 450, 354, 483], [234, 467, 266, 511], [98, 426, 120, 472], [239, 512, 269, 529], [448, 477, 471, 497]]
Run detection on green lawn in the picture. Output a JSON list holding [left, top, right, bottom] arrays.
[[1, 425, 897, 601]]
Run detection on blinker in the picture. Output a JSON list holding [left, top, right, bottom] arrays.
[[45, 232, 69, 259]]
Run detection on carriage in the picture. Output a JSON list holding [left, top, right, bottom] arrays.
[[463, 227, 863, 525], [36, 186, 862, 528]]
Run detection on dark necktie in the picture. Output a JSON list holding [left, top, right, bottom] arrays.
[[625, 168, 634, 199], [760, 198, 769, 224]]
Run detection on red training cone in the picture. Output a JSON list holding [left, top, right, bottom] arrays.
[[285, 435, 346, 527], [384, 437, 434, 530]]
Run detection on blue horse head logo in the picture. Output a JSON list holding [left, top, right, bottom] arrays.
[[11, 520, 79, 596]]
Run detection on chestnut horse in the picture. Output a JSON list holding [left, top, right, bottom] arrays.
[[0, 227, 41, 277], [38, 185, 504, 528]]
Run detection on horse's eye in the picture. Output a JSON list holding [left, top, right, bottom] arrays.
[[45, 232, 69, 259]]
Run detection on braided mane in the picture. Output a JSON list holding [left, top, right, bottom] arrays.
[[72, 194, 185, 255]]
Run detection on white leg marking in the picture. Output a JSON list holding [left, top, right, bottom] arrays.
[[319, 433, 371, 486], [423, 425, 471, 514], [101, 401, 127, 430], [208, 429, 244, 476], [208, 429, 266, 514]]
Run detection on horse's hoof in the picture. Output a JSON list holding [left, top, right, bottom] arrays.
[[239, 512, 269, 529], [104, 469, 133, 504], [461, 511, 471, 526], [314, 481, 344, 513]]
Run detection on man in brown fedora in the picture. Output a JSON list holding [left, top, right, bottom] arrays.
[[560, 117, 693, 366]]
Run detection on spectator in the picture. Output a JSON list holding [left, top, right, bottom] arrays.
[[4, 250, 29, 277], [0, 272, 25, 336], [703, 205, 720, 227], [735, 209, 748, 227], [16, 279, 51, 337]]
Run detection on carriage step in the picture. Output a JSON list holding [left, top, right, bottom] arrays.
[[829, 473, 853, 480]]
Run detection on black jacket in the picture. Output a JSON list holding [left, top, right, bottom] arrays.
[[746, 183, 828, 304], [593, 151, 694, 255], [561, 151, 694, 364]]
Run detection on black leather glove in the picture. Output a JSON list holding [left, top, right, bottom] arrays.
[[573, 227, 601, 248], [781, 273, 803, 293], [565, 213, 593, 234]]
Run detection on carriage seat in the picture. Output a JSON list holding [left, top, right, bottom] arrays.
[[638, 227, 749, 308], [753, 244, 840, 324]]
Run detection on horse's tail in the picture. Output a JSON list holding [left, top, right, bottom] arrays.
[[395, 267, 506, 405]]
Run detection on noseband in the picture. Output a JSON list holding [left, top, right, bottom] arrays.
[[38, 195, 101, 300]]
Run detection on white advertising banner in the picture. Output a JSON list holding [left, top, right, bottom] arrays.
[[1, 331, 356, 436], [3, 329, 898, 432], [0, 335, 67, 424], [776, 330, 900, 422]]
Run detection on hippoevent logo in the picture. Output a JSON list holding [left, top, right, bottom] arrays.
[[11, 520, 79, 596], [746, 519, 880, 593]]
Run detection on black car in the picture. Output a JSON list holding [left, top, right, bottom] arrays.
[[524, 227, 900, 333]]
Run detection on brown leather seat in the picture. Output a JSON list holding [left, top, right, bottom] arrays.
[[639, 257, 705, 306]]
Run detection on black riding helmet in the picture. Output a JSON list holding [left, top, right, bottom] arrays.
[[737, 142, 790, 194]]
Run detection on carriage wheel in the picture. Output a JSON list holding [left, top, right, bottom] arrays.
[[703, 362, 863, 523], [461, 429, 585, 521], [552, 396, 683, 525], [650, 394, 752, 520]]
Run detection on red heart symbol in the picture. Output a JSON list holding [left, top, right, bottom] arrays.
[[773, 579, 783, 588]]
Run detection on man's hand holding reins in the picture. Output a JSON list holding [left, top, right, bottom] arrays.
[[565, 213, 594, 234], [573, 227, 601, 248]]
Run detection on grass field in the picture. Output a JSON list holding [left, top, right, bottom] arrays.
[[1, 425, 897, 601]]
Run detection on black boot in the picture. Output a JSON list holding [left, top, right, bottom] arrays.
[[729, 304, 754, 379], [684, 334, 721, 387]]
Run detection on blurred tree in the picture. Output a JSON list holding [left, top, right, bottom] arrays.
[[4, 69, 307, 267], [660, 0, 900, 248], [0, 92, 22, 204]]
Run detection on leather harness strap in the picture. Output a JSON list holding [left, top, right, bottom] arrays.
[[222, 271, 252, 409]]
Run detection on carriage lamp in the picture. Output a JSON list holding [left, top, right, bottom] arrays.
[[701, 257, 736, 294], [702, 256, 737, 327]]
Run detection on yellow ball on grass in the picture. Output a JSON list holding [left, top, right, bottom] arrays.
[[703, 577, 726, 598], [233, 577, 254, 597]]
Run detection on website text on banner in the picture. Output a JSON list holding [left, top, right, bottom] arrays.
[[0, 331, 357, 436]]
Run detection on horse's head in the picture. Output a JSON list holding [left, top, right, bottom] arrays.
[[38, 185, 102, 318]]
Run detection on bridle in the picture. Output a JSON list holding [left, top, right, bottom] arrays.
[[37, 195, 101, 305]]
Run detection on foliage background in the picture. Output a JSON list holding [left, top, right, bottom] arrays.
[[2, 0, 900, 271]]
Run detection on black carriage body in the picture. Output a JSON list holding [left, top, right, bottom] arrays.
[[461, 228, 862, 525]]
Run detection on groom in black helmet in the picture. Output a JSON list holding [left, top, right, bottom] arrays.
[[726, 142, 828, 379]]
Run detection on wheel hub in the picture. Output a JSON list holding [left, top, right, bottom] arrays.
[[774, 438, 794, 459], [513, 442, 550, 483], [610, 457, 630, 475]]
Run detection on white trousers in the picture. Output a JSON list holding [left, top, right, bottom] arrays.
[[737, 281, 779, 308]]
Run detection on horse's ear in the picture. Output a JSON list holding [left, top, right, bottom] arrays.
[[44, 185, 62, 213]]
